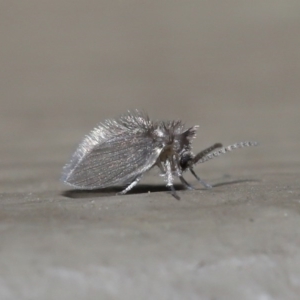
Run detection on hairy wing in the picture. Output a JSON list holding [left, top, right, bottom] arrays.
[[62, 134, 162, 189]]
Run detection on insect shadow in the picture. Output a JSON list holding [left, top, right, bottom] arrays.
[[61, 179, 259, 199], [62, 183, 184, 199]]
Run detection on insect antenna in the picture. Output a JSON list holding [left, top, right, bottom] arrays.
[[192, 143, 223, 164], [194, 141, 258, 164]]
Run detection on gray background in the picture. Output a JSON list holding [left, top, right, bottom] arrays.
[[1, 1, 300, 299]]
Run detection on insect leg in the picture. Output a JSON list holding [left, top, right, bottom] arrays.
[[117, 175, 143, 195], [156, 160, 166, 174], [165, 160, 180, 200], [187, 144, 222, 189], [173, 154, 195, 190], [169, 185, 180, 200], [179, 175, 195, 190], [189, 168, 212, 189]]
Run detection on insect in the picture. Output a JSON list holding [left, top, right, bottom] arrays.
[[61, 110, 257, 199]]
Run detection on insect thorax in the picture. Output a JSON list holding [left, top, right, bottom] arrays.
[[153, 123, 197, 172]]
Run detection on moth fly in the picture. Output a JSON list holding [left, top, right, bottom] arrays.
[[62, 110, 257, 199]]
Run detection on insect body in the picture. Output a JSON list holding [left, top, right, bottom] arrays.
[[62, 110, 257, 199]]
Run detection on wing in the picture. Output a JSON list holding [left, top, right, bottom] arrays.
[[62, 133, 163, 189]]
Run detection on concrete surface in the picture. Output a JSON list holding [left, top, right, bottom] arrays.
[[1, 1, 300, 299]]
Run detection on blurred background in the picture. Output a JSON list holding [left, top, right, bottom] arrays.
[[0, 1, 299, 192]]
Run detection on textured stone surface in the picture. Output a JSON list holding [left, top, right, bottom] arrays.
[[1, 1, 300, 299]]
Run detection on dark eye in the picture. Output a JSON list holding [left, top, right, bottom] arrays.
[[180, 153, 192, 170]]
